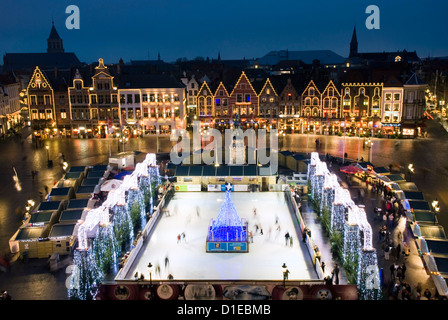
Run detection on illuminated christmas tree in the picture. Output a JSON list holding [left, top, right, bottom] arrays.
[[208, 184, 247, 243]]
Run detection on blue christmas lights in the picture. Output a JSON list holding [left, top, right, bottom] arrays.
[[208, 186, 247, 243]]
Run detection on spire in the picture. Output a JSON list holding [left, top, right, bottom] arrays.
[[349, 26, 358, 58], [47, 22, 64, 53]]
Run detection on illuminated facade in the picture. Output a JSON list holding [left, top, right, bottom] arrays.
[[277, 78, 301, 133], [118, 73, 185, 135], [27, 67, 57, 137]]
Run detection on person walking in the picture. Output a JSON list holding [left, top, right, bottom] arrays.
[[401, 263, 407, 280], [388, 213, 394, 229], [332, 264, 340, 285], [302, 229, 307, 243], [390, 263, 396, 280], [396, 243, 401, 260], [289, 236, 293, 247], [284, 232, 290, 246], [384, 246, 390, 261]]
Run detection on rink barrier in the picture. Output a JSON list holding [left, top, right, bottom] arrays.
[[115, 187, 169, 280], [284, 189, 325, 280]]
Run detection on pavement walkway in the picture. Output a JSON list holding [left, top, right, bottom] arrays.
[[328, 158, 436, 299]]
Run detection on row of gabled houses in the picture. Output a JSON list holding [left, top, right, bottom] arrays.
[[1, 23, 429, 139], [19, 60, 429, 140], [184, 69, 428, 137]]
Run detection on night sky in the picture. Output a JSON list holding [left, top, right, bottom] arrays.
[[1, 0, 448, 64]]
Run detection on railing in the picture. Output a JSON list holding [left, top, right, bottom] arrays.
[[284, 188, 325, 279], [115, 186, 170, 280]]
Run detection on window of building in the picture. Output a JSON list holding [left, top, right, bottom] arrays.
[[127, 94, 133, 104], [174, 94, 180, 102], [105, 95, 111, 104], [385, 93, 392, 101], [45, 109, 52, 119], [31, 95, 37, 105], [98, 95, 104, 104], [216, 98, 221, 106], [97, 83, 103, 90], [236, 94, 243, 102], [60, 109, 67, 119], [394, 93, 401, 101], [112, 94, 117, 103], [134, 94, 140, 103], [31, 109, 38, 120], [44, 95, 51, 105]]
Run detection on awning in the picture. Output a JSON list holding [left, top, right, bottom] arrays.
[[340, 165, 364, 174]]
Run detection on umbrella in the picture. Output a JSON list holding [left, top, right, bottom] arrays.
[[340, 165, 364, 174], [114, 171, 132, 180], [100, 179, 123, 192]]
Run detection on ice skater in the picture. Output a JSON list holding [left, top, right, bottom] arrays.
[[164, 256, 170, 270], [285, 232, 290, 246]]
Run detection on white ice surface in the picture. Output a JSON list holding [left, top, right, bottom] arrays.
[[125, 192, 317, 281]]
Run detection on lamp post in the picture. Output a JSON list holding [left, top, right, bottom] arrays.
[[156, 128, 160, 153], [147, 262, 154, 300], [408, 164, 415, 181], [365, 139, 373, 163], [45, 145, 49, 162], [432, 199, 440, 213], [45, 145, 53, 167], [282, 263, 288, 287]]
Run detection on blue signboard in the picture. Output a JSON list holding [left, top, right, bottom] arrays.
[[220, 185, 234, 192]]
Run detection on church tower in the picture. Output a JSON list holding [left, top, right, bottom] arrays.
[[47, 22, 64, 53], [349, 26, 358, 58]]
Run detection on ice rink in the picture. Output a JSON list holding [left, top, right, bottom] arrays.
[[125, 191, 318, 281]]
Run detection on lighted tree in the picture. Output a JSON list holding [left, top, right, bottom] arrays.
[[68, 248, 102, 300], [92, 224, 118, 274]]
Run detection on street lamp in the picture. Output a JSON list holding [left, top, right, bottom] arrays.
[[365, 139, 373, 162], [282, 263, 288, 287], [45, 145, 49, 161], [432, 199, 440, 213], [147, 262, 153, 285], [45, 145, 53, 167], [408, 164, 415, 181]]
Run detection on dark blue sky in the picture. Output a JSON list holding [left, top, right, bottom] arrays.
[[1, 0, 448, 64]]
